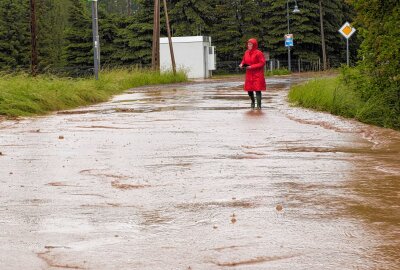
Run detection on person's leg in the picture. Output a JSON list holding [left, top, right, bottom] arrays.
[[256, 91, 262, 109], [248, 91, 255, 109]]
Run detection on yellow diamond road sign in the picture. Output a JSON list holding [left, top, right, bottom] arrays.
[[339, 22, 356, 39]]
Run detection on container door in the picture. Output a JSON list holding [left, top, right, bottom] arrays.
[[204, 46, 209, 78]]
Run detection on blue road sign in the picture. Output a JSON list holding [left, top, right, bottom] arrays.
[[285, 34, 293, 47]]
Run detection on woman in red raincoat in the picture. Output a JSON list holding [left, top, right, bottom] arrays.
[[239, 38, 266, 109]]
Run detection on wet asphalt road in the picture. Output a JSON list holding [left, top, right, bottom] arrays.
[[0, 75, 399, 269]]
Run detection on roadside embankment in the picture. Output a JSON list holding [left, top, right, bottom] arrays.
[[288, 69, 400, 130], [0, 68, 187, 117]]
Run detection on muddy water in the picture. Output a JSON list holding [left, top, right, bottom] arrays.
[[0, 74, 399, 269]]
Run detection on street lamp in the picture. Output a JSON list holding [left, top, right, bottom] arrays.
[[90, 0, 100, 80], [286, 0, 300, 71]]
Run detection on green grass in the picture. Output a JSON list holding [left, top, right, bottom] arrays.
[[265, 68, 291, 76], [0, 68, 187, 117], [288, 75, 400, 130], [288, 76, 362, 118]]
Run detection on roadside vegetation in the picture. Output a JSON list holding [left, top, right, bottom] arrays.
[[0, 69, 187, 117], [289, 1, 399, 131], [289, 67, 399, 130]]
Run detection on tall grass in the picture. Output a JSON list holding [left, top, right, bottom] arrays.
[[288, 73, 400, 130], [266, 68, 291, 76], [288, 77, 362, 118], [0, 68, 187, 117]]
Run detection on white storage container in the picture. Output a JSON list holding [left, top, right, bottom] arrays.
[[160, 36, 217, 79]]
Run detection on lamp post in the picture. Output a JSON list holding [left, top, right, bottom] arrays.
[[29, 0, 38, 76], [90, 0, 100, 80], [286, 0, 300, 72]]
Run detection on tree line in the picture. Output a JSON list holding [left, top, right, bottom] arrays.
[[0, 0, 361, 74]]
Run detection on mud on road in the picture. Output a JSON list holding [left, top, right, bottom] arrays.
[[1, 74, 399, 269]]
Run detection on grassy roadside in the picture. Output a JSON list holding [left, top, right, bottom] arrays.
[[288, 76, 361, 118], [265, 68, 291, 76], [288, 74, 400, 130], [0, 68, 187, 117]]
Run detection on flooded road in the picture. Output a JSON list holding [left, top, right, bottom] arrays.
[[1, 74, 399, 269]]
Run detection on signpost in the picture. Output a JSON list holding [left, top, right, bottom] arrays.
[[339, 22, 356, 66], [285, 34, 294, 47], [285, 34, 293, 71], [90, 0, 100, 80], [286, 0, 300, 72]]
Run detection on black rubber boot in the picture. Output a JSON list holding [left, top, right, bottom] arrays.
[[248, 91, 255, 109], [256, 91, 262, 109]]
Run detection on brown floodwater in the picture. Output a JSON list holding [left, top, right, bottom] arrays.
[[0, 74, 399, 269]]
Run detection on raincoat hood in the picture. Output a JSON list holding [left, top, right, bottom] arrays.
[[247, 38, 258, 50]]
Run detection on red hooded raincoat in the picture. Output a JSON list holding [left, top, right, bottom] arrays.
[[240, 38, 266, 91]]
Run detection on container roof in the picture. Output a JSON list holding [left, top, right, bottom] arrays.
[[160, 36, 211, 44]]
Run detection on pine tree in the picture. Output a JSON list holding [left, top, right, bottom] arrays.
[[169, 0, 215, 36], [0, 0, 361, 73], [211, 0, 243, 64], [63, 0, 92, 68], [236, 0, 263, 42], [125, 0, 154, 66], [0, 0, 30, 70], [259, 0, 320, 62], [37, 0, 70, 69], [209, 0, 262, 70], [258, 0, 356, 66], [112, 15, 143, 65], [98, 8, 119, 66], [320, 0, 351, 67]]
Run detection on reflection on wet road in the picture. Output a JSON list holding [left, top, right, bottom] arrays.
[[1, 75, 399, 269]]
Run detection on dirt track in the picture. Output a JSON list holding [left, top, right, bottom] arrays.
[[1, 75, 399, 269]]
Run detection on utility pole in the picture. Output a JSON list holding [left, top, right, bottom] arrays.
[[319, 0, 327, 70], [152, 0, 160, 71], [163, 0, 176, 75], [287, 0, 291, 72], [90, 0, 100, 80], [29, 0, 38, 76], [127, 0, 132, 16]]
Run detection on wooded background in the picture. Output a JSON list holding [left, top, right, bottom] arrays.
[[0, 0, 359, 74]]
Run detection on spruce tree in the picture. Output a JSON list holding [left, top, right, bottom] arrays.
[[259, 0, 320, 62], [100, 0, 138, 15], [211, 1, 243, 65], [98, 8, 119, 66], [169, 0, 215, 36], [63, 0, 92, 69], [125, 0, 154, 66], [209, 0, 262, 70], [320, 0, 351, 67], [37, 0, 70, 69], [0, 0, 30, 70], [112, 16, 143, 65], [258, 0, 356, 66]]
